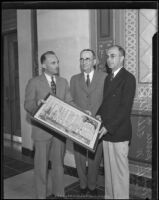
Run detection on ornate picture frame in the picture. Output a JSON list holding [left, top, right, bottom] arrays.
[[33, 93, 101, 152]]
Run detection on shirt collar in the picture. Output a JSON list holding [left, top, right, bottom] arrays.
[[113, 67, 123, 77], [84, 70, 94, 82], [44, 72, 56, 84]]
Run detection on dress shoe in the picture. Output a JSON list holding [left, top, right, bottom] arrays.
[[88, 188, 98, 196], [47, 194, 65, 199], [47, 194, 55, 199], [80, 187, 88, 196]]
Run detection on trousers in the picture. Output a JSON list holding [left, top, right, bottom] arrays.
[[34, 134, 66, 199], [103, 141, 129, 199], [74, 141, 103, 190]]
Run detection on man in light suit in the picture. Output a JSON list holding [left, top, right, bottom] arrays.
[[97, 45, 136, 199], [70, 49, 106, 196], [24, 51, 74, 199]]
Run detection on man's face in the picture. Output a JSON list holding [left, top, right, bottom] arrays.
[[80, 51, 96, 73], [106, 47, 124, 72], [43, 54, 59, 75]]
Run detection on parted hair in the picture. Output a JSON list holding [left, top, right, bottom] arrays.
[[40, 51, 56, 64]]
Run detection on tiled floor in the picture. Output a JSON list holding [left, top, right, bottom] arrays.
[[4, 156, 33, 179], [3, 139, 154, 199], [3, 139, 105, 199]]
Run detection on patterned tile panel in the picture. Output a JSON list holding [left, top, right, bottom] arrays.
[[139, 9, 157, 83], [124, 9, 157, 111]]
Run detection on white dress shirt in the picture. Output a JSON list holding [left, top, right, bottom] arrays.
[[84, 70, 94, 83], [44, 72, 56, 87], [113, 67, 123, 78]]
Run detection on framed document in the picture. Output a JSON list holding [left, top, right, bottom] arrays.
[[33, 93, 101, 152]]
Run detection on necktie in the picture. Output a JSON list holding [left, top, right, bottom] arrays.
[[51, 76, 56, 95], [110, 72, 114, 81], [86, 74, 90, 87]]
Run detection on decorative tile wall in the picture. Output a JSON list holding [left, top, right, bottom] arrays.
[[125, 9, 157, 111], [125, 10, 137, 77], [139, 9, 157, 83]]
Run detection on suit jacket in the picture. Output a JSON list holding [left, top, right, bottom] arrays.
[[24, 73, 74, 141], [70, 70, 106, 117], [97, 67, 136, 142]]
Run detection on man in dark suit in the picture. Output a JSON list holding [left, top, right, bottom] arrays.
[[24, 51, 74, 199], [97, 45, 136, 199], [70, 49, 106, 196]]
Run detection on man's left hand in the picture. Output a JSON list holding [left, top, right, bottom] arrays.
[[96, 115, 102, 122], [85, 110, 92, 116]]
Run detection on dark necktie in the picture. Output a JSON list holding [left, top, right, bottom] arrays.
[[110, 72, 114, 81], [86, 74, 90, 87], [51, 76, 56, 95]]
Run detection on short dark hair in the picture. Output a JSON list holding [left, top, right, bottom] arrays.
[[116, 45, 125, 57], [80, 49, 96, 59], [108, 45, 125, 57], [40, 51, 56, 64]]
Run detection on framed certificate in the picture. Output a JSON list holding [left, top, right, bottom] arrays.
[[32, 93, 101, 152]]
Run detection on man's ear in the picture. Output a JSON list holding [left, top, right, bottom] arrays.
[[120, 56, 124, 64], [93, 59, 96, 66], [42, 63, 46, 69]]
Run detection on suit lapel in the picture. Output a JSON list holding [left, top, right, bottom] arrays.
[[55, 76, 62, 97], [103, 67, 126, 99], [79, 71, 99, 94], [89, 70, 99, 93], [79, 73, 88, 93], [39, 73, 51, 89], [39, 73, 60, 96]]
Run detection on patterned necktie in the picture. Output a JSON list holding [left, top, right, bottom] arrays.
[[51, 76, 56, 95], [86, 74, 90, 87]]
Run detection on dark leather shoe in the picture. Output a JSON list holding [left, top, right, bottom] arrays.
[[80, 187, 88, 195], [88, 188, 98, 196], [47, 194, 55, 199], [47, 194, 65, 199]]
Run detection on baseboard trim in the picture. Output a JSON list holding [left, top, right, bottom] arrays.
[[4, 133, 22, 143], [22, 147, 35, 158]]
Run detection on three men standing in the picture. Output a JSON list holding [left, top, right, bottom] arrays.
[[24, 45, 136, 199]]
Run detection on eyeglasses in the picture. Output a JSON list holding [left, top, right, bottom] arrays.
[[51, 61, 59, 64], [80, 58, 92, 62]]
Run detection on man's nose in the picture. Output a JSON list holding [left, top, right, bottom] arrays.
[[83, 60, 90, 64]]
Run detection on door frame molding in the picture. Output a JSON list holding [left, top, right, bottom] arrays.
[[3, 30, 21, 141]]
